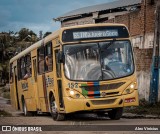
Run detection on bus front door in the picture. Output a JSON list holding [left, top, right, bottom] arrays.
[[53, 48, 64, 111]]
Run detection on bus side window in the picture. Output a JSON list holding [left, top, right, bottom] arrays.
[[45, 42, 53, 72], [19, 54, 32, 80], [24, 54, 32, 79], [20, 57, 26, 79], [38, 47, 45, 74], [10, 63, 13, 83]]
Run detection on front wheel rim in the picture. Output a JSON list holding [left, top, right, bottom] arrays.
[[23, 102, 27, 116]]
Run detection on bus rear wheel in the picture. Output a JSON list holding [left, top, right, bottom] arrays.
[[22, 99, 32, 116], [108, 108, 123, 120], [50, 95, 65, 121]]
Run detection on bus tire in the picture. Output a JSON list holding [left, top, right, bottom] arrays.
[[108, 108, 123, 120], [50, 95, 65, 121], [22, 99, 32, 116]]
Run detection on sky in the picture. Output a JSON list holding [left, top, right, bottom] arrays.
[[0, 0, 115, 36]]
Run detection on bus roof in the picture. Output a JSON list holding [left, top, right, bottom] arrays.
[[61, 23, 127, 30]]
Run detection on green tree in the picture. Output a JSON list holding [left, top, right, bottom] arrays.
[[18, 28, 37, 42], [0, 28, 38, 85]]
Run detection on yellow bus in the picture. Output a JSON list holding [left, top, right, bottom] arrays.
[[9, 23, 139, 121]]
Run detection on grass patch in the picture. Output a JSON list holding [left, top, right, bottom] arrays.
[[0, 110, 12, 117], [124, 99, 160, 116]]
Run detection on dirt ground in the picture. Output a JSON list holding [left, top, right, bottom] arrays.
[[0, 97, 160, 134]]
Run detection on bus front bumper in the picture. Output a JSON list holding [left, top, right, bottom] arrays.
[[63, 89, 139, 113]]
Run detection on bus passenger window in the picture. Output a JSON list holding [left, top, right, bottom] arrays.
[[20, 57, 26, 79], [38, 47, 45, 74], [23, 54, 32, 79], [45, 42, 53, 72], [20, 54, 32, 80]]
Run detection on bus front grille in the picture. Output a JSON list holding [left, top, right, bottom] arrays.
[[80, 82, 125, 91], [100, 82, 125, 90], [80, 82, 125, 98], [91, 99, 116, 105]]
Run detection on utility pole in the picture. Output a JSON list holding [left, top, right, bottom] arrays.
[[149, 2, 160, 104], [39, 31, 43, 40]]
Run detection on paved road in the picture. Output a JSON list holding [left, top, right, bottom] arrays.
[[0, 97, 160, 134], [0, 97, 9, 104]]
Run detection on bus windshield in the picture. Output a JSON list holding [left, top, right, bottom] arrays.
[[64, 40, 134, 81]]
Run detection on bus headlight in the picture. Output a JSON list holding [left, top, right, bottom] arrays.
[[66, 89, 84, 99], [130, 84, 134, 89], [69, 90, 75, 96], [122, 82, 137, 95]]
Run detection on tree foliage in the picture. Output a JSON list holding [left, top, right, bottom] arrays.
[[18, 28, 37, 41], [0, 28, 50, 85]]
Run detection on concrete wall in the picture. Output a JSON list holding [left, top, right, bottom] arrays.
[[137, 71, 150, 100], [62, 17, 93, 27]]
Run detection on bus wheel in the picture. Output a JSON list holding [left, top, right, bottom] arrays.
[[50, 95, 65, 121], [22, 99, 32, 116], [108, 108, 123, 120]]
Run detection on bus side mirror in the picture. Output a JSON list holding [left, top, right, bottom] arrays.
[[58, 51, 64, 63]]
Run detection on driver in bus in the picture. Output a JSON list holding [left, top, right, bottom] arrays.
[[103, 49, 117, 67]]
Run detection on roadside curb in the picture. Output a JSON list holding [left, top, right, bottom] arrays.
[[123, 113, 160, 119]]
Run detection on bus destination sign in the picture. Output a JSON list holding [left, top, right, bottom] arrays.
[[62, 26, 129, 42], [73, 30, 119, 39]]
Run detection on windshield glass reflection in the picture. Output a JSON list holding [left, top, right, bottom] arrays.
[[64, 41, 134, 81]]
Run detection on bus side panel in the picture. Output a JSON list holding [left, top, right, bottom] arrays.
[[17, 79, 37, 112], [11, 62, 20, 110], [37, 75, 48, 112], [45, 71, 54, 112], [31, 50, 40, 111], [25, 98, 37, 111], [10, 83, 17, 109], [17, 80, 23, 111], [27, 77, 37, 111]]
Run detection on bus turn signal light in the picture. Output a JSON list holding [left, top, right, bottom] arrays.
[[124, 97, 136, 103]]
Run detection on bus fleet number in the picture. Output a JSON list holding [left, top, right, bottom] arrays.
[[68, 83, 78, 89]]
